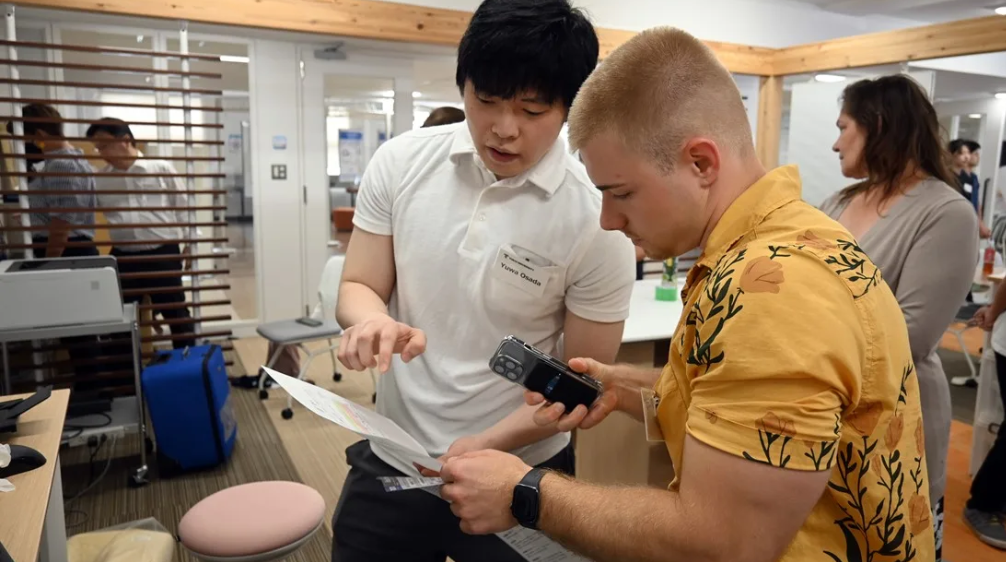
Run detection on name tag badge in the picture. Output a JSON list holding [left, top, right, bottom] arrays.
[[493, 245, 548, 298], [641, 388, 664, 442], [964, 182, 974, 195]]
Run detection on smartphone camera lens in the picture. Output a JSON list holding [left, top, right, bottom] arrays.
[[506, 371, 518, 381]]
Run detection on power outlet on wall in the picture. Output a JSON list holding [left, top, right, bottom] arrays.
[[271, 164, 288, 180]]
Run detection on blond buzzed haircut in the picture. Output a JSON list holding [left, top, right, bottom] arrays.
[[568, 27, 754, 170]]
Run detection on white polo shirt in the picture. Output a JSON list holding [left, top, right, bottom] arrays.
[[96, 155, 190, 251], [354, 122, 635, 475]]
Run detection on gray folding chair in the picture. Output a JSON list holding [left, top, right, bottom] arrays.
[[256, 255, 377, 419]]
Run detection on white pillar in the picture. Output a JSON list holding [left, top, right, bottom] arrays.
[[392, 77, 414, 138]]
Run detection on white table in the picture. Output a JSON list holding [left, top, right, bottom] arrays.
[[619, 278, 685, 366]]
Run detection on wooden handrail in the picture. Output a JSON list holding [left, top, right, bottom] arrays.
[[116, 253, 230, 263], [122, 284, 230, 296], [2, 114, 224, 127], [0, 172, 226, 178], [0, 222, 224, 232], [0, 206, 227, 213], [0, 39, 226, 61], [0, 77, 224, 96], [142, 314, 231, 326], [0, 58, 222, 78], [119, 268, 230, 280], [0, 97, 223, 111], [1, 155, 224, 162], [139, 299, 229, 310], [2, 189, 227, 196], [2, 237, 229, 249], [4, 135, 224, 145]]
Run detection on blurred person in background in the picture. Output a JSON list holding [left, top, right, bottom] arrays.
[[7, 103, 97, 258], [967, 279, 1006, 550], [86, 117, 195, 349], [823, 75, 979, 561], [421, 106, 465, 128], [950, 138, 990, 238]]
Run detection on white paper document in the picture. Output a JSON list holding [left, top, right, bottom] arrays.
[[264, 368, 441, 472], [264, 367, 591, 562]]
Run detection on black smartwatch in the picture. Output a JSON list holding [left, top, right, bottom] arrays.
[[511, 468, 547, 530]]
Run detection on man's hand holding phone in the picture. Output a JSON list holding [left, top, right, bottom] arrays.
[[337, 313, 426, 373], [524, 357, 620, 432]]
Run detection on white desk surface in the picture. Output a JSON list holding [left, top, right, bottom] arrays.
[[621, 279, 685, 344]]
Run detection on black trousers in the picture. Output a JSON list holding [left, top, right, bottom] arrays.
[[32, 234, 99, 258], [967, 351, 1006, 513], [111, 243, 195, 349], [332, 440, 575, 562]]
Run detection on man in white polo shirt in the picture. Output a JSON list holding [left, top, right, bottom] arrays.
[[86, 118, 196, 349], [332, 0, 634, 560]]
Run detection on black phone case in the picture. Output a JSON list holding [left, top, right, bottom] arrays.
[[489, 336, 601, 411]]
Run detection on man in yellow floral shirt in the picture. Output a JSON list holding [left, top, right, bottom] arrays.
[[432, 26, 935, 562]]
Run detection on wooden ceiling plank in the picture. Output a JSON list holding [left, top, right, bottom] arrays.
[[12, 0, 766, 74], [772, 15, 1006, 75]]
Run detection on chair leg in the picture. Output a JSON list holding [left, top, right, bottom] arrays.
[[950, 330, 979, 387], [258, 344, 285, 400]]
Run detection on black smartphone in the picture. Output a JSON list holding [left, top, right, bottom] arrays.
[[296, 317, 324, 328], [489, 335, 601, 411]]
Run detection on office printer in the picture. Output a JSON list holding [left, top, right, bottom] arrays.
[[0, 256, 123, 331]]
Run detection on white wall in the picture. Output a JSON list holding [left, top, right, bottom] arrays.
[[911, 53, 1006, 80], [388, 0, 922, 48], [786, 71, 935, 206], [249, 40, 305, 320]]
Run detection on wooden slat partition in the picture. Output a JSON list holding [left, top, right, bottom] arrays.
[[0, 39, 224, 61], [3, 114, 225, 127], [0, 58, 222, 78], [0, 97, 223, 111], [4, 135, 224, 145], [0, 29, 241, 403]]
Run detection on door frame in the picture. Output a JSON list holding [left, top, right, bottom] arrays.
[[296, 47, 414, 315]]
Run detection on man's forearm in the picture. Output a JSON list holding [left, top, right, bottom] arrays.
[[480, 404, 561, 452], [991, 278, 1006, 319], [538, 473, 717, 562], [336, 281, 391, 327], [611, 365, 663, 421]]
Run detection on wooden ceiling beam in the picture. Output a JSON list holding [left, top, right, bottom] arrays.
[[771, 15, 1006, 75], [10, 0, 770, 74], [10, 1, 1006, 78]]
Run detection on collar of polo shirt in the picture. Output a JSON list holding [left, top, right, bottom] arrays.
[[447, 125, 568, 197]]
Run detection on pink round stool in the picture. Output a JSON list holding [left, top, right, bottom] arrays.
[[179, 481, 326, 562]]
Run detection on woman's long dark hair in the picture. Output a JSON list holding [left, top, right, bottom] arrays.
[[837, 75, 958, 204]]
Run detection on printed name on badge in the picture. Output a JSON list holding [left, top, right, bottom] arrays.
[[492, 245, 548, 298]]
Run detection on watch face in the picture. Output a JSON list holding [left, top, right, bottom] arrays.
[[512, 483, 540, 527]]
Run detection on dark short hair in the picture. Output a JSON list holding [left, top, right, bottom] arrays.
[[964, 139, 981, 153], [455, 0, 598, 110], [838, 75, 958, 204], [85, 117, 136, 147], [948, 139, 969, 155], [422, 107, 465, 128], [18, 103, 63, 137]]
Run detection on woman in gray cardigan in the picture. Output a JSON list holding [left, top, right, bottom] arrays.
[[820, 75, 978, 561]]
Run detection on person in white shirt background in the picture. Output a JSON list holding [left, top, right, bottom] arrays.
[[85, 118, 196, 349], [331, 0, 635, 560]]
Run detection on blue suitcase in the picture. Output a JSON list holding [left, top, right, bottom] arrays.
[[142, 344, 237, 473]]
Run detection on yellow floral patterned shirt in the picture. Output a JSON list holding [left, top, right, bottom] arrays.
[[655, 166, 935, 562]]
